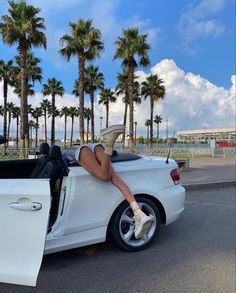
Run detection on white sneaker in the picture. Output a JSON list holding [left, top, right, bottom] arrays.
[[101, 125, 125, 155], [101, 125, 125, 137], [134, 214, 152, 239]]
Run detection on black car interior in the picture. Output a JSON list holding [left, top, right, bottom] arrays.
[[37, 145, 68, 226], [30, 142, 50, 178]]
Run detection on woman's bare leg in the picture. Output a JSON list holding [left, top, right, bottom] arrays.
[[94, 145, 152, 238], [94, 145, 135, 204], [79, 145, 133, 202], [79, 146, 111, 182], [79, 144, 152, 239]]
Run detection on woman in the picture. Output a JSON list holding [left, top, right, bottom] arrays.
[[75, 124, 152, 239]]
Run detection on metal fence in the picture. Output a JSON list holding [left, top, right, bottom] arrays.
[[0, 145, 235, 160], [0, 148, 30, 159], [137, 146, 214, 158], [116, 144, 236, 158]]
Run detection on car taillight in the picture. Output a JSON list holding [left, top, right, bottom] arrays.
[[170, 169, 180, 185]]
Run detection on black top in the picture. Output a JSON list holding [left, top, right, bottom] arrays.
[[111, 152, 141, 162]]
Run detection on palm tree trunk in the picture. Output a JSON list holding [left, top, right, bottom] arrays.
[[51, 94, 55, 145], [30, 128, 33, 148], [16, 116, 19, 149], [90, 91, 95, 143], [157, 123, 159, 140], [70, 115, 74, 147], [19, 41, 29, 157], [35, 117, 38, 148], [7, 112, 11, 147], [64, 115, 67, 149], [128, 64, 134, 152], [122, 101, 128, 149], [26, 77, 30, 145], [86, 119, 89, 143], [3, 79, 7, 152], [150, 97, 154, 147], [44, 109, 47, 143], [106, 102, 109, 127], [78, 55, 85, 144]]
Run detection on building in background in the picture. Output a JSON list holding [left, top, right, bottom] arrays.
[[177, 127, 236, 144]]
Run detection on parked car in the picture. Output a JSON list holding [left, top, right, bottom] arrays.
[[0, 142, 185, 287]]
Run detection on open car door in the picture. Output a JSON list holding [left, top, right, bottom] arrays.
[[0, 179, 51, 286]]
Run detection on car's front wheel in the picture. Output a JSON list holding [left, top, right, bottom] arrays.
[[109, 196, 161, 252]]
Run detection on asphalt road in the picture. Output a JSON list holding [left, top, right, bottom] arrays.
[[1, 186, 235, 293]]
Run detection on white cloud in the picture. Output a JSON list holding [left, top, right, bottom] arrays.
[[177, 0, 227, 54], [109, 59, 235, 136], [1, 59, 235, 138]]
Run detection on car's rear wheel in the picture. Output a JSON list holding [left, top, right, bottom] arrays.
[[109, 196, 161, 252]]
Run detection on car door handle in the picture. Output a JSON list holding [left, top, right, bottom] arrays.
[[10, 202, 42, 211]]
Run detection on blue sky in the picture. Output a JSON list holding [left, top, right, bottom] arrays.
[[0, 0, 235, 137]]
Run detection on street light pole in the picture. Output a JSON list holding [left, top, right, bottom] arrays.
[[100, 116, 103, 142], [100, 116, 103, 132]]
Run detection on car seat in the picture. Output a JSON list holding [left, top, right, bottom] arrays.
[[38, 145, 64, 189], [38, 145, 67, 227], [30, 142, 50, 178]]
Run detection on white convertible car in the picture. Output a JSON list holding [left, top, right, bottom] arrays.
[[0, 142, 185, 287]]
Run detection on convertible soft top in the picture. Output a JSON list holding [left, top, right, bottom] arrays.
[[111, 151, 141, 162]]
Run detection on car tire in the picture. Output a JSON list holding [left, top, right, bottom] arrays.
[[109, 196, 161, 252]]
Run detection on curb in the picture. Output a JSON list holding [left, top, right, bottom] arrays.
[[183, 180, 236, 191]]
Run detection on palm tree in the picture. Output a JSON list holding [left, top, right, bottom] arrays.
[[116, 70, 129, 148], [6, 102, 15, 145], [60, 106, 71, 148], [84, 65, 104, 142], [68, 107, 79, 147], [116, 70, 141, 148], [0, 59, 14, 145], [13, 82, 35, 148], [154, 114, 163, 141], [12, 106, 20, 149], [13, 81, 35, 97], [14, 52, 42, 86], [141, 74, 165, 146], [84, 107, 92, 143], [60, 18, 104, 144], [28, 119, 38, 148], [40, 99, 51, 143], [42, 78, 64, 145], [48, 107, 60, 143], [98, 88, 117, 128], [14, 53, 41, 140], [114, 27, 150, 151], [145, 119, 151, 143], [30, 107, 42, 148], [0, 0, 46, 152]]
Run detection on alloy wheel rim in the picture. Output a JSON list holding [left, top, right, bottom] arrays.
[[119, 202, 156, 247]]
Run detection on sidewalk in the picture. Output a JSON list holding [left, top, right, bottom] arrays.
[[180, 157, 236, 190]]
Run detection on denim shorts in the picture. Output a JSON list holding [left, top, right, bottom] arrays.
[[74, 143, 103, 162]]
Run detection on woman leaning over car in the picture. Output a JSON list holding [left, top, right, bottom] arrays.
[[74, 124, 152, 239]]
